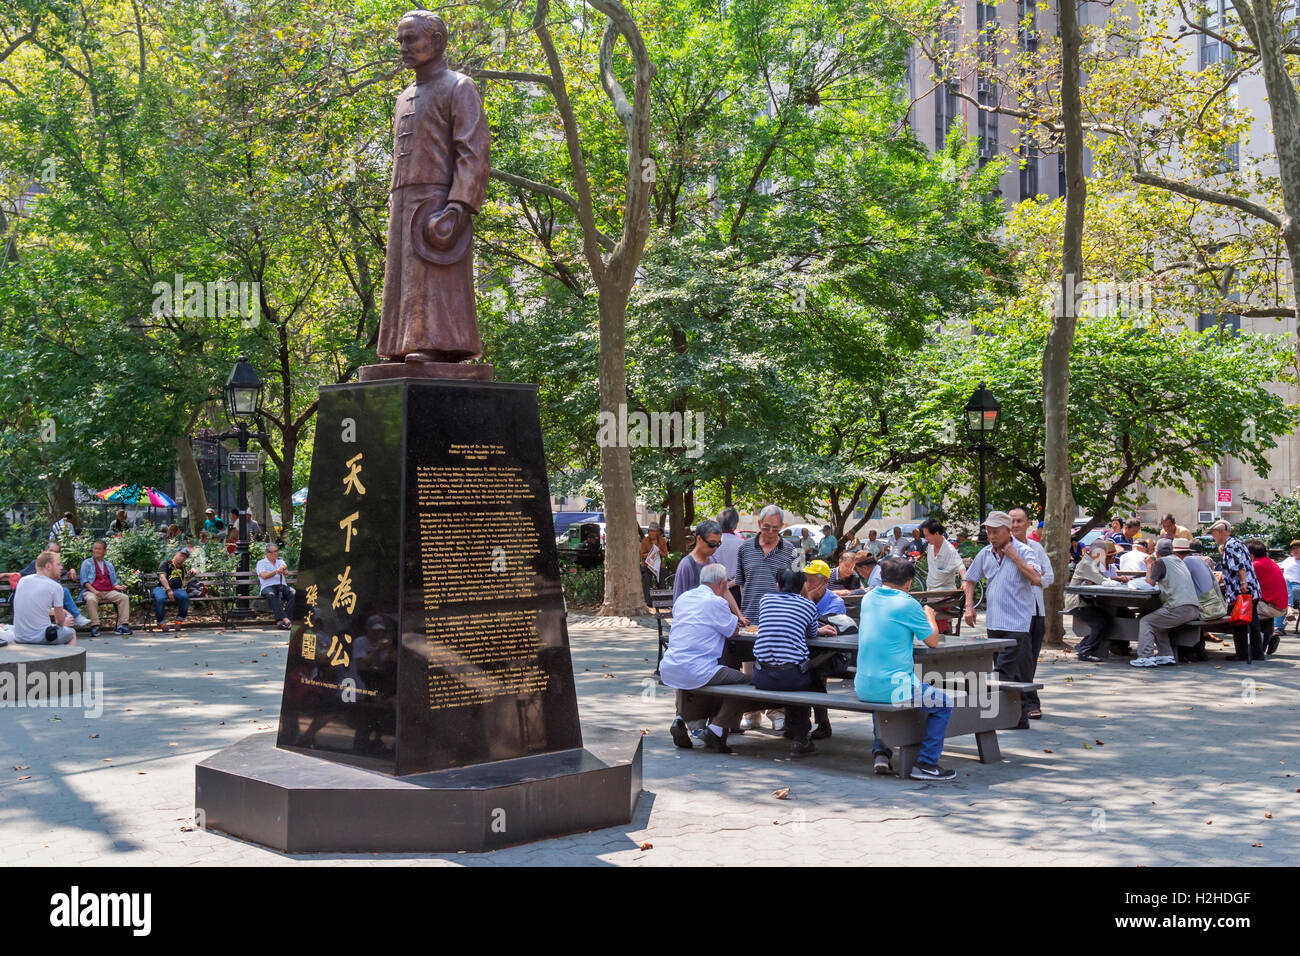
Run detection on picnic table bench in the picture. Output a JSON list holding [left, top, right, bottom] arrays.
[[1064, 585, 1237, 653], [681, 633, 1039, 776]]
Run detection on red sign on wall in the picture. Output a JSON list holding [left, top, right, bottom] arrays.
[[1217, 489, 1233, 504]]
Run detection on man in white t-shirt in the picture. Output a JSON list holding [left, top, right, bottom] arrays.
[[1118, 539, 1151, 574], [1279, 540, 1300, 626], [256, 543, 295, 629], [864, 529, 888, 558], [13, 550, 78, 645], [921, 518, 964, 590], [659, 564, 749, 752]]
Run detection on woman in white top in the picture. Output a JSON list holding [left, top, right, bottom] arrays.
[[256, 543, 295, 628]]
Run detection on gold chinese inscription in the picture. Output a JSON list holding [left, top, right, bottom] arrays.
[[343, 452, 366, 496], [305, 583, 319, 607], [327, 632, 353, 668], [301, 631, 317, 659], [339, 511, 360, 553], [332, 565, 357, 614]]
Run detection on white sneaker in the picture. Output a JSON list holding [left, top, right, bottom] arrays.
[[874, 753, 892, 775], [1129, 657, 1159, 667], [768, 713, 785, 732], [1154, 656, 1177, 666], [73, 615, 92, 628]]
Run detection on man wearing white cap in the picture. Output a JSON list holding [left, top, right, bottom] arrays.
[[962, 510, 1043, 729]]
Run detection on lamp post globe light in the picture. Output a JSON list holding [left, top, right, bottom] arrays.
[[964, 382, 1001, 545], [220, 356, 266, 619]]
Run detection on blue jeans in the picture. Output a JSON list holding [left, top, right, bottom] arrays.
[[871, 683, 954, 767], [152, 586, 189, 622], [1282, 583, 1300, 631], [61, 587, 78, 618]]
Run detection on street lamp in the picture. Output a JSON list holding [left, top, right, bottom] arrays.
[[219, 356, 267, 619], [964, 382, 1001, 545]]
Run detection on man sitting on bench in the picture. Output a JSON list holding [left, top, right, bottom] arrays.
[[659, 563, 749, 753], [857, 557, 955, 781], [257, 543, 295, 629], [153, 548, 194, 631]]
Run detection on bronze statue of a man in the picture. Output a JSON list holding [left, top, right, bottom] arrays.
[[378, 11, 490, 365]]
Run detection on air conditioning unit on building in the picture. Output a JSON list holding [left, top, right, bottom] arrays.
[[1197, 511, 1215, 524]]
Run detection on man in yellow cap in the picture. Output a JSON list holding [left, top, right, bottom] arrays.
[[800, 560, 844, 739]]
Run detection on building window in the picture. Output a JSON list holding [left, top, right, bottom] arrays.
[[1197, 311, 1241, 335], [1019, 143, 1039, 199], [935, 78, 958, 149]]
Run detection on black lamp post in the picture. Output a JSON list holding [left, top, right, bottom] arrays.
[[964, 382, 1001, 545], [218, 356, 266, 619]]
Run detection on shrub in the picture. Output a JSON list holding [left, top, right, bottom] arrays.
[[0, 521, 52, 571], [106, 526, 169, 581], [562, 567, 605, 607]]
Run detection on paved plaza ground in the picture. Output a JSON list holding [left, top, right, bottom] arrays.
[[2, 616, 1297, 866]]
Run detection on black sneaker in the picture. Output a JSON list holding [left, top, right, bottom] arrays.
[[669, 718, 693, 749], [790, 736, 816, 757], [1078, 653, 1103, 663], [810, 723, 832, 740], [89, 626, 101, 638], [909, 762, 956, 781], [1267, 634, 1281, 655], [702, 728, 733, 754]]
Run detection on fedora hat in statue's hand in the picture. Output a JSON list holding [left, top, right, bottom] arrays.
[[413, 198, 474, 265]]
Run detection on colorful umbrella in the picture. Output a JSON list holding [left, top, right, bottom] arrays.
[[97, 484, 178, 507]]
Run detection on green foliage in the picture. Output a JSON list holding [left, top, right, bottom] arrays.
[[562, 567, 605, 608], [0, 521, 50, 572], [104, 527, 169, 581], [1241, 490, 1300, 547]]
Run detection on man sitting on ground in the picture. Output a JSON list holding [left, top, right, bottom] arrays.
[[1132, 538, 1200, 667], [659, 564, 749, 752], [856, 557, 955, 780], [13, 551, 78, 645], [257, 543, 295, 629], [153, 548, 194, 631], [20, 541, 90, 628], [79, 539, 133, 637]]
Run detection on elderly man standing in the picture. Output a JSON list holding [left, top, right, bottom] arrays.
[[1132, 539, 1200, 667], [659, 564, 750, 752], [735, 504, 797, 731], [1009, 507, 1054, 720], [1209, 519, 1263, 661], [79, 539, 133, 637], [963, 511, 1043, 729]]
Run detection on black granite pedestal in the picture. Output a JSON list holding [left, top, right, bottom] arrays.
[[196, 377, 642, 851], [195, 727, 642, 852]]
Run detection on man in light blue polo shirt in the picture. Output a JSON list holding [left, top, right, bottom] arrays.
[[962, 510, 1043, 729], [856, 557, 954, 781]]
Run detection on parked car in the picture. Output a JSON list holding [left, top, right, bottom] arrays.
[[557, 522, 606, 551], [781, 524, 824, 548]]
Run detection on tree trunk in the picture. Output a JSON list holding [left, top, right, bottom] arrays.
[[597, 289, 648, 616], [277, 432, 296, 537], [46, 475, 76, 527], [1042, 0, 1086, 647], [667, 488, 686, 551], [173, 433, 207, 534], [684, 487, 695, 528], [1232, 0, 1300, 350]]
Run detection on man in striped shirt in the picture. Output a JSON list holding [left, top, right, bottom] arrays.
[[753, 570, 823, 756], [734, 505, 797, 731], [962, 511, 1043, 729]]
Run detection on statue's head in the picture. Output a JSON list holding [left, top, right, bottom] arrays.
[[398, 10, 448, 69]]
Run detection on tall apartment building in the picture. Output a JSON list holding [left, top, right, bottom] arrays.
[[875, 0, 1300, 534]]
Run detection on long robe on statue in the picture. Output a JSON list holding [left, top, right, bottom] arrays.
[[378, 63, 490, 362]]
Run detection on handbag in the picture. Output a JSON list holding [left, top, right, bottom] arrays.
[[1198, 588, 1228, 621], [1229, 593, 1253, 624]]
